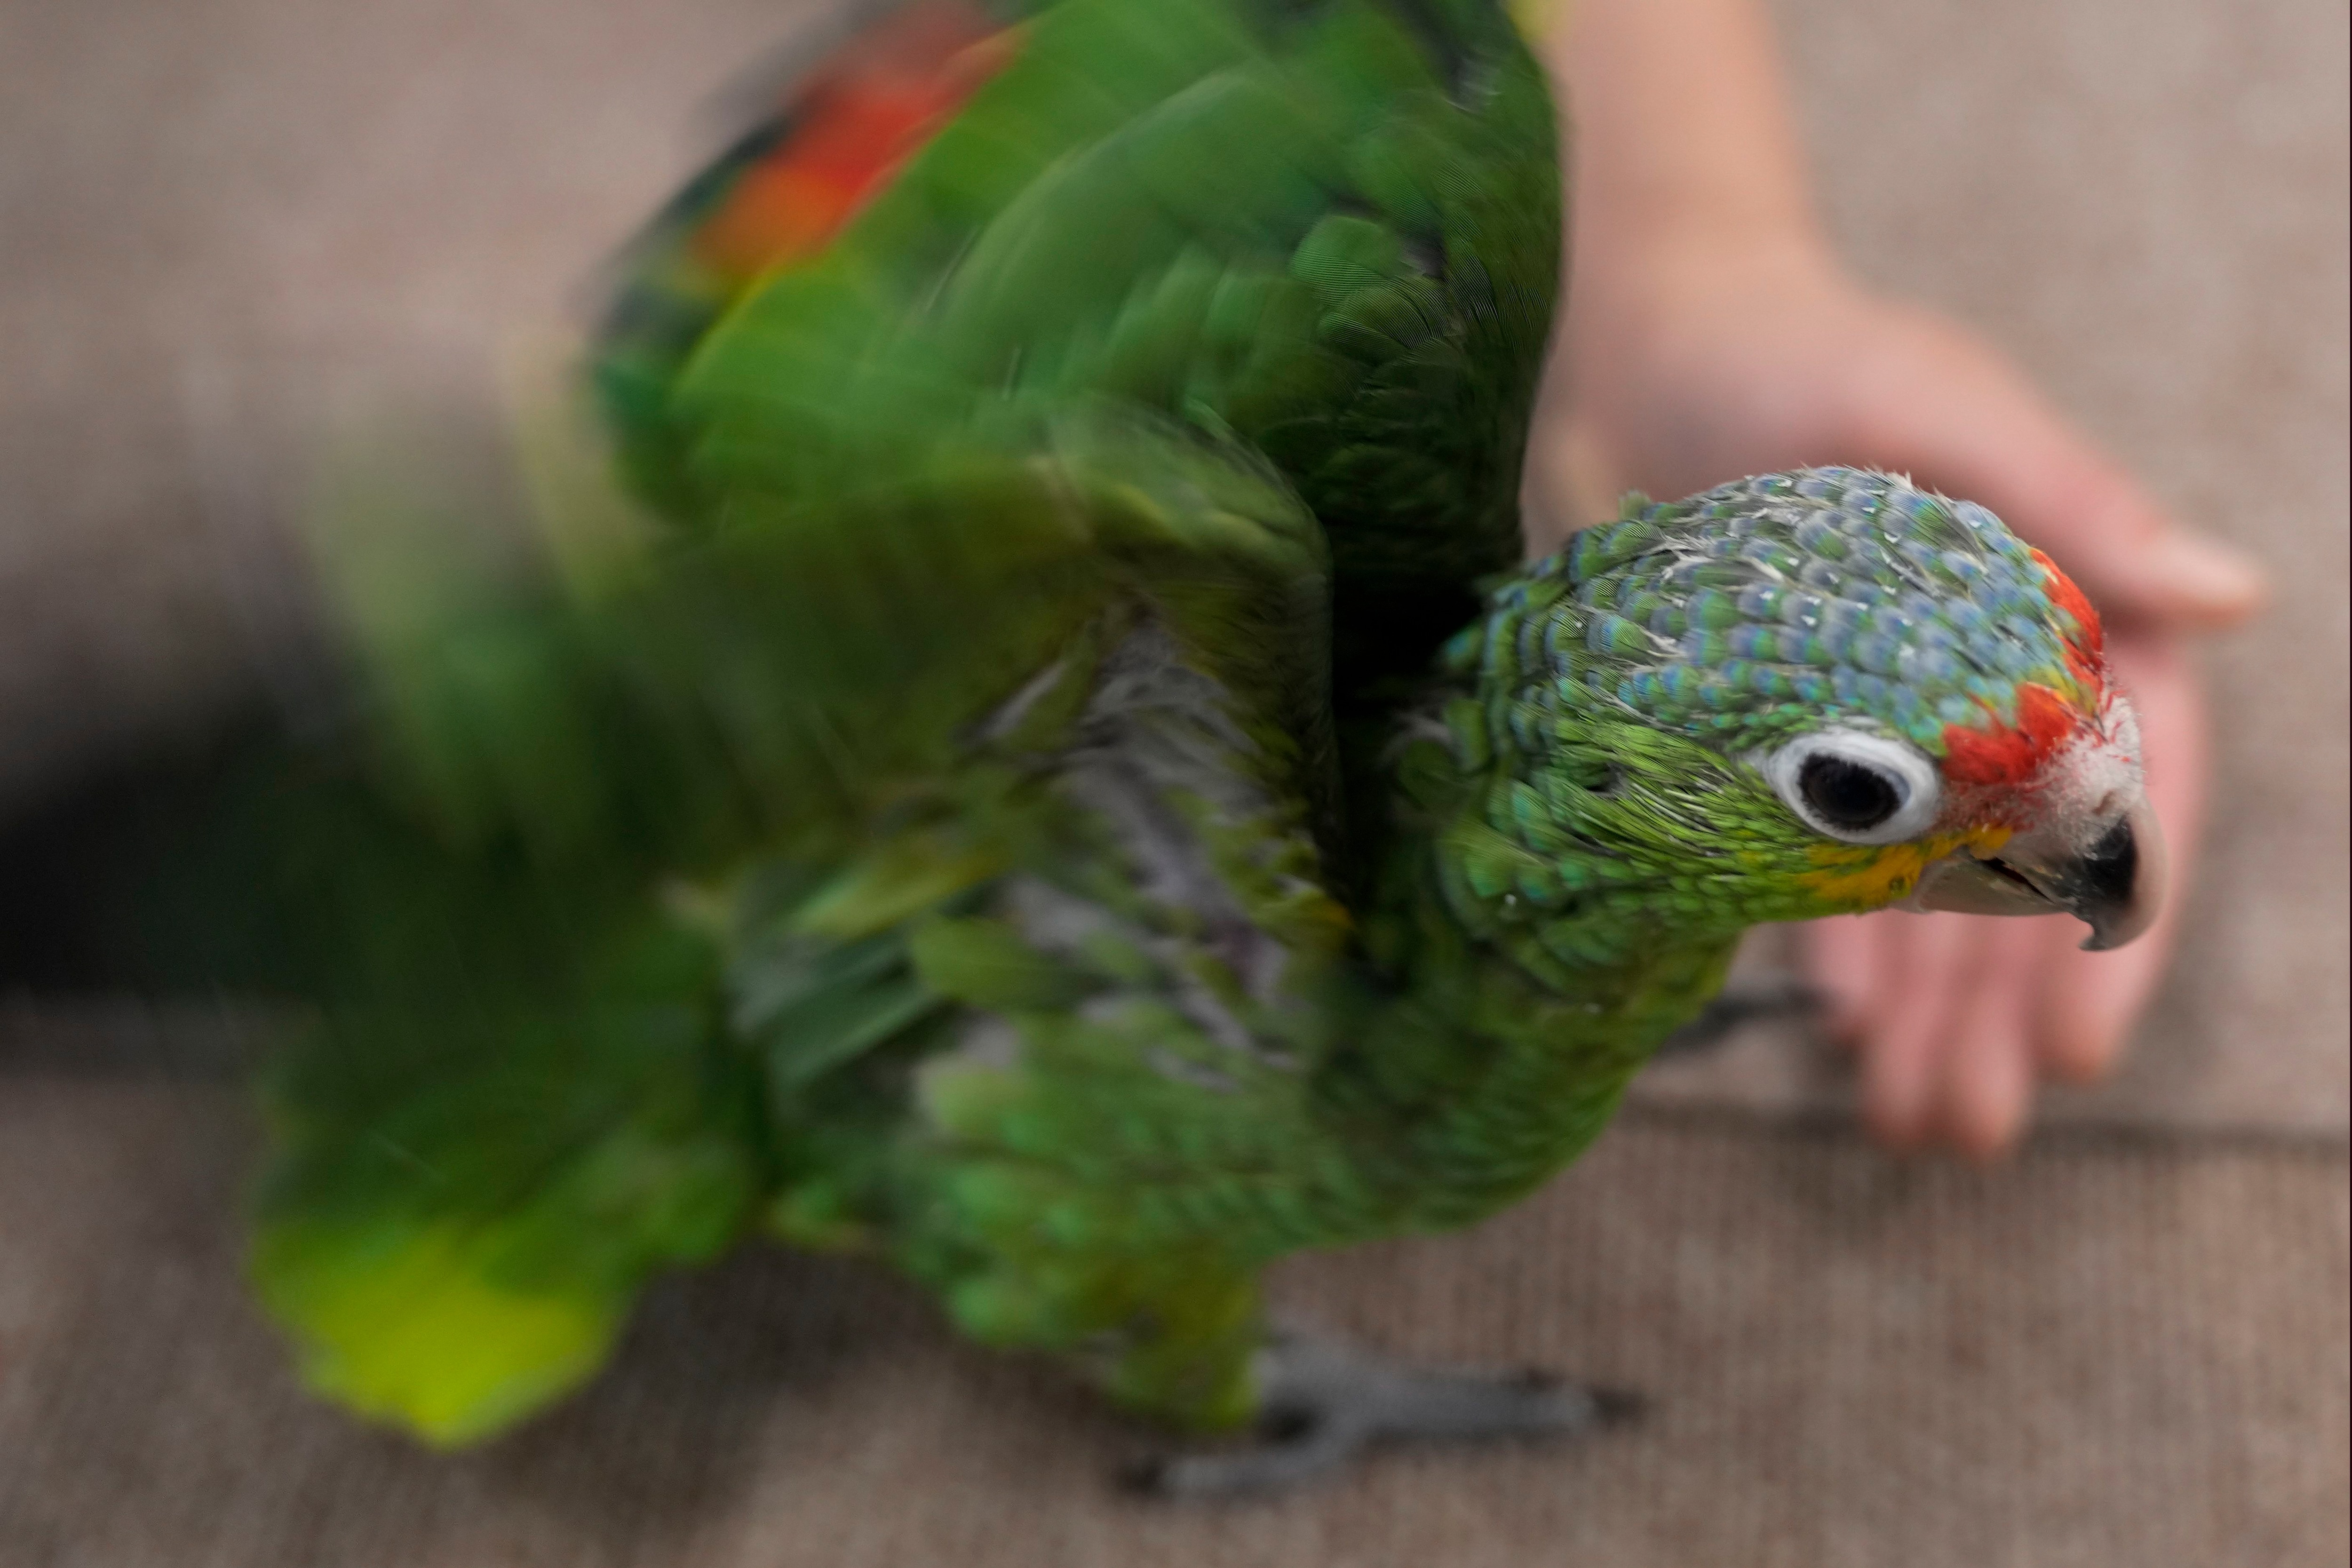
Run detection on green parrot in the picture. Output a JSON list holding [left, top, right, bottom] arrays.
[[13, 0, 2163, 1493]]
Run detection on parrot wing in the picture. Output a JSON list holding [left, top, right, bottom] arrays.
[[220, 395, 1337, 1444], [55, 0, 1558, 1447], [598, 0, 1559, 753]]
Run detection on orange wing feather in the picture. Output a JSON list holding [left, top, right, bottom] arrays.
[[689, 1, 1016, 279]]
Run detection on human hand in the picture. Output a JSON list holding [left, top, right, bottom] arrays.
[[1537, 241, 2265, 1158]]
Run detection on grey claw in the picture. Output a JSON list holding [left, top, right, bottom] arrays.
[[1124, 1335, 1644, 1498], [1128, 1410, 1366, 1498]]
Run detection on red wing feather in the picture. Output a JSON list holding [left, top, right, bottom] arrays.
[[689, 0, 1015, 279]]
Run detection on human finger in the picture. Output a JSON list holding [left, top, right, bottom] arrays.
[[1931, 916, 2054, 1159], [1855, 912, 1981, 1149], [1800, 909, 1891, 1045]]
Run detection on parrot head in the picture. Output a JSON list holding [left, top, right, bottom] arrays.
[[1460, 467, 2162, 952]]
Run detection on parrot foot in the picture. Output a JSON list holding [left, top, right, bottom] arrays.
[[1127, 1331, 1642, 1498], [1653, 971, 1822, 1058]]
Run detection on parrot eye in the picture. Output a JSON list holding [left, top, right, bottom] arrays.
[[1801, 755, 1898, 828], [1762, 729, 1942, 845]]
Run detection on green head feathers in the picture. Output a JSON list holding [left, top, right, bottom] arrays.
[[1469, 467, 2102, 753], [1422, 467, 2156, 975]]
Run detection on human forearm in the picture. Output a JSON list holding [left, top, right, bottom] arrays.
[[1521, 0, 2262, 1159], [1535, 0, 1829, 284]]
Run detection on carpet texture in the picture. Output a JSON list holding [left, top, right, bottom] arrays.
[[0, 1080, 2342, 1568], [0, 0, 2346, 1563]]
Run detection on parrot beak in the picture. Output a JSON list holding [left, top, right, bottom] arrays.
[[1907, 797, 2165, 951], [1904, 702, 2168, 951]]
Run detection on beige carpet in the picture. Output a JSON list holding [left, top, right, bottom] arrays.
[[0, 1079, 2342, 1568], [1, 0, 2347, 1563]]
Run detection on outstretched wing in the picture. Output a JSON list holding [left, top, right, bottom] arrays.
[[77, 0, 1560, 1444], [600, 0, 1560, 778], [220, 394, 1338, 1443]]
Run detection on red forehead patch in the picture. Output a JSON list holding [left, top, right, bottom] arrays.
[[2029, 547, 2106, 690], [1941, 682, 2088, 793], [1938, 554, 2109, 800]]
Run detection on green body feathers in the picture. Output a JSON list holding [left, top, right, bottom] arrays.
[[122, 0, 2117, 1446]]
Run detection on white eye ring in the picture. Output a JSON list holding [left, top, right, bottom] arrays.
[[1761, 728, 1943, 845]]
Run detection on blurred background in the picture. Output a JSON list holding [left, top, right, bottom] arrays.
[[0, 0, 2343, 1563]]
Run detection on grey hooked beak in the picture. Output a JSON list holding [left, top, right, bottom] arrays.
[[1905, 797, 2167, 951]]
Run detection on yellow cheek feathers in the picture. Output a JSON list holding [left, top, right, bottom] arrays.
[[1797, 826, 2015, 910]]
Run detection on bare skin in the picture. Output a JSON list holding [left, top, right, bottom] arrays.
[[1528, 0, 2265, 1159]]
